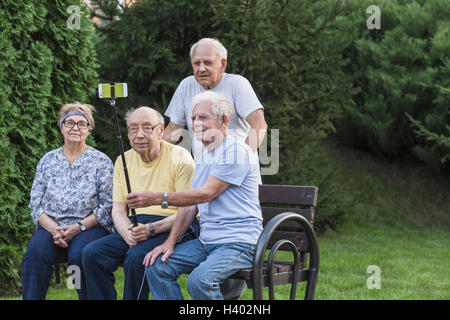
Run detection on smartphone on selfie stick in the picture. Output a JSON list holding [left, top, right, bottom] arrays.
[[98, 83, 138, 227]]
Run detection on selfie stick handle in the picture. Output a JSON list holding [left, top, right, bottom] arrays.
[[110, 87, 138, 227]]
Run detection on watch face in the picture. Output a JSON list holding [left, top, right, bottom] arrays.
[[162, 192, 169, 209]]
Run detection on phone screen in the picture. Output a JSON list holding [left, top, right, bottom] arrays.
[[98, 83, 128, 98]]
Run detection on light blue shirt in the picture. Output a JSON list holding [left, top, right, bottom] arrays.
[[191, 136, 263, 245]]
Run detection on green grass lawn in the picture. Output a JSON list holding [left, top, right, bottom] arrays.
[[242, 222, 450, 300], [38, 220, 448, 300], [315, 223, 449, 299]]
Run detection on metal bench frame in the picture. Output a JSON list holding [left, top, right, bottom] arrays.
[[54, 185, 320, 300], [228, 184, 320, 300]]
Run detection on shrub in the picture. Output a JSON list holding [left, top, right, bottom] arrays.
[[335, 0, 449, 170], [0, 0, 98, 296]]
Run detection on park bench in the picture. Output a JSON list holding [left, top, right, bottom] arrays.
[[226, 184, 320, 300], [55, 184, 320, 300]]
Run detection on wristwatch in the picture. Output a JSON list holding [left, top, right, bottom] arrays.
[[77, 221, 86, 232], [148, 222, 156, 238], [161, 192, 169, 209]]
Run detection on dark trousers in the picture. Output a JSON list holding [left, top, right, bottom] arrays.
[[82, 215, 200, 300], [21, 225, 109, 300]]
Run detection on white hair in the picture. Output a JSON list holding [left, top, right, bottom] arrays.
[[192, 91, 233, 124], [190, 38, 228, 60]]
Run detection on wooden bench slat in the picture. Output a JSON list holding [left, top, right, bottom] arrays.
[[262, 207, 314, 225], [259, 185, 318, 206], [231, 265, 310, 288]]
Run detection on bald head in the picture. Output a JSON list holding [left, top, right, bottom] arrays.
[[126, 107, 164, 126], [126, 106, 165, 161]]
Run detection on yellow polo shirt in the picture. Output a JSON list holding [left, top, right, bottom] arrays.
[[113, 141, 195, 217]]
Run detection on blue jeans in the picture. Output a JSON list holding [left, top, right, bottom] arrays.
[[145, 238, 255, 300], [82, 215, 199, 300], [21, 225, 109, 300]]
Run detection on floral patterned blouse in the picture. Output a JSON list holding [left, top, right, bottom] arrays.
[[29, 146, 114, 232]]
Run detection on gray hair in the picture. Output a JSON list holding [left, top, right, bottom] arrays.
[[190, 38, 228, 60], [191, 91, 233, 124], [125, 107, 164, 125]]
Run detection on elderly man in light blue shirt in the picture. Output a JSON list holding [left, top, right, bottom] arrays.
[[126, 91, 262, 300]]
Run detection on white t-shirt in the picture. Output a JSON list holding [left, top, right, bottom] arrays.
[[164, 73, 264, 160]]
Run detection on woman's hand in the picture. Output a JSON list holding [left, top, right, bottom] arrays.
[[39, 213, 68, 248], [51, 228, 69, 248], [56, 224, 81, 243]]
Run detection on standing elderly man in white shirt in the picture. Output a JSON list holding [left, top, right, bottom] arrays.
[[163, 38, 267, 159]]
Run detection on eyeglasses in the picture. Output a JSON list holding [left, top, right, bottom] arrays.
[[63, 120, 90, 130], [127, 123, 161, 136]]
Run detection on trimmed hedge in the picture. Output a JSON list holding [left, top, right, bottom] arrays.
[[0, 0, 98, 296]]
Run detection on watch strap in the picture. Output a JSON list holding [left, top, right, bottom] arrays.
[[77, 221, 86, 231], [161, 192, 169, 208], [148, 222, 156, 238]]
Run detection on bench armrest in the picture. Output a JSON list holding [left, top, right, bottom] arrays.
[[251, 212, 320, 299]]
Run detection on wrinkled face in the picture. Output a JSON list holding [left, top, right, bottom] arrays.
[[127, 108, 163, 156], [191, 101, 223, 146], [191, 43, 227, 90], [61, 115, 90, 144]]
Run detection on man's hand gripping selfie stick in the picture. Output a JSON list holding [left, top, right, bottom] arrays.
[[107, 84, 138, 227]]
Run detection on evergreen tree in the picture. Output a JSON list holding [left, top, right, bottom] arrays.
[[91, 0, 355, 231], [336, 0, 449, 170], [0, 0, 98, 296]]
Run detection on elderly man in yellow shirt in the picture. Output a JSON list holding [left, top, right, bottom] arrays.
[[82, 107, 196, 300]]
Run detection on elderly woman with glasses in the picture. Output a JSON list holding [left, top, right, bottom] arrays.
[[21, 102, 114, 300]]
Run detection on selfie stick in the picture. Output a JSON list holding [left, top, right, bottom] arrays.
[[109, 85, 138, 227]]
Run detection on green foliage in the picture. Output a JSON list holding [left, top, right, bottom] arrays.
[[91, 0, 217, 157], [335, 0, 450, 170], [0, 0, 98, 296], [91, 0, 356, 231], [406, 85, 450, 166]]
